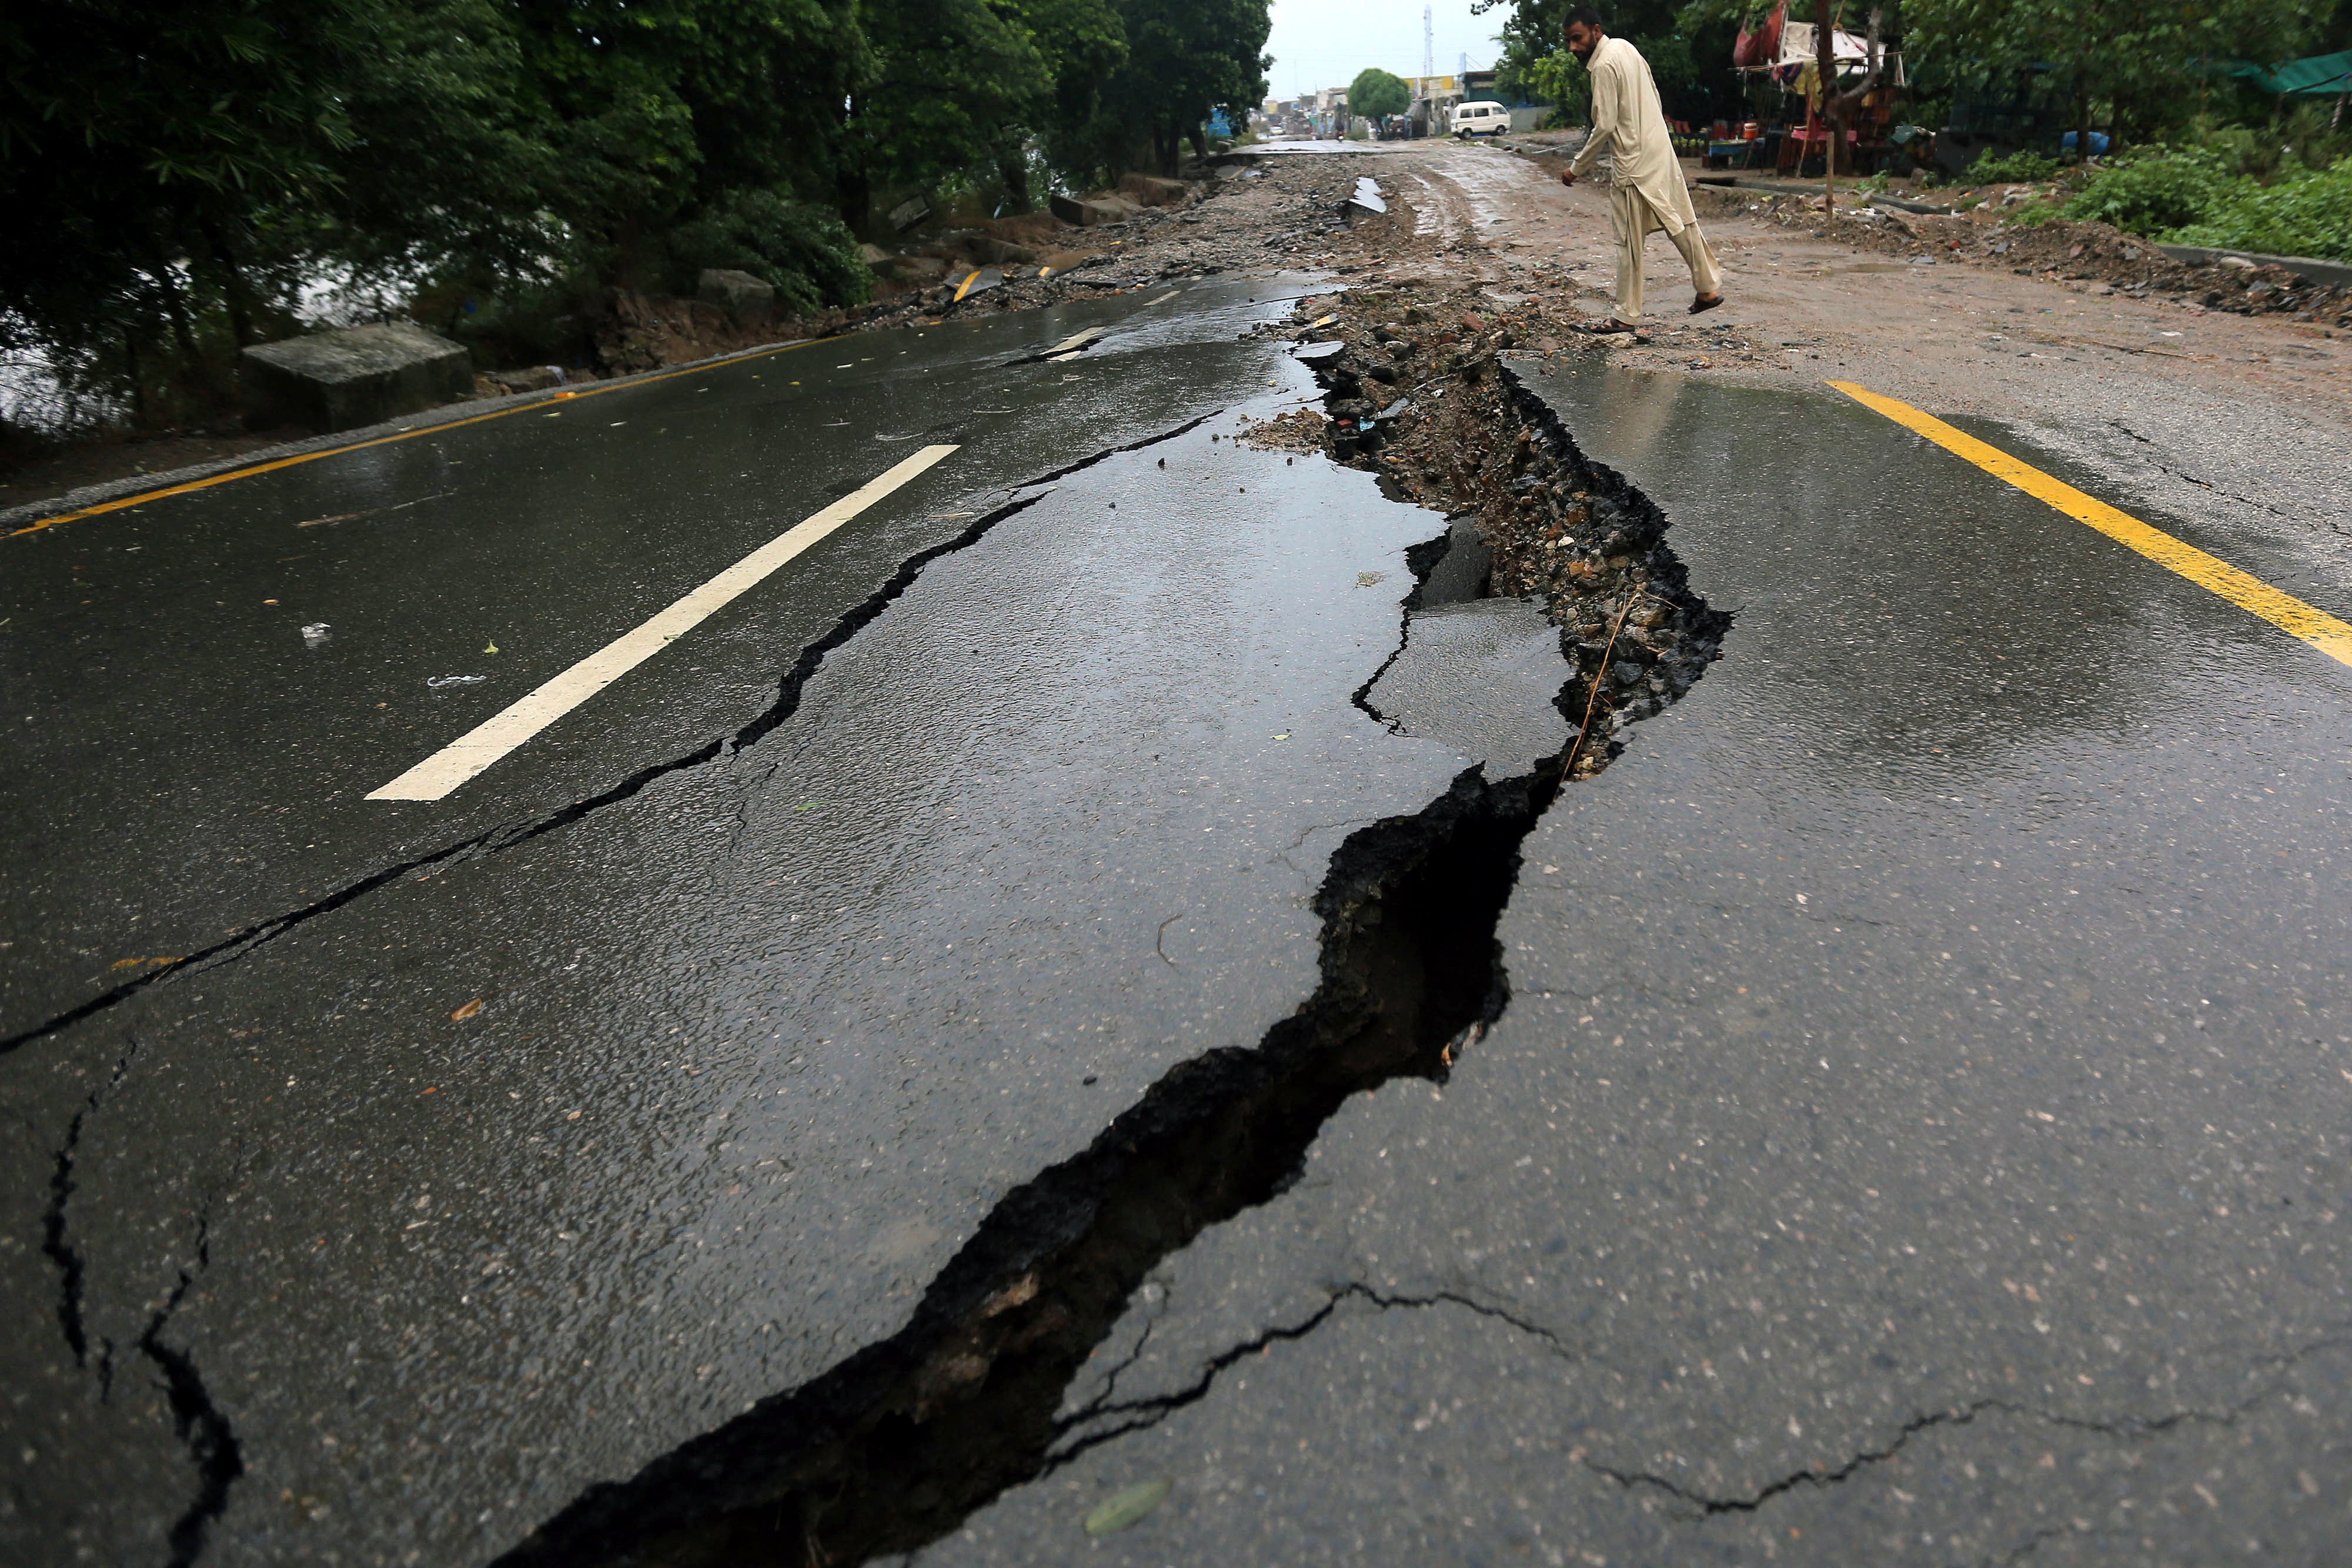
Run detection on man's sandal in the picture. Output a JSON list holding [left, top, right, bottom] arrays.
[[1688, 294, 1725, 315], [1569, 319, 1639, 335]]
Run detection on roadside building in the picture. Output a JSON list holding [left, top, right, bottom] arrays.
[[1406, 73, 1462, 137]]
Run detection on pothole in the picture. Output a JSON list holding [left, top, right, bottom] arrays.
[[497, 282, 1729, 1568]]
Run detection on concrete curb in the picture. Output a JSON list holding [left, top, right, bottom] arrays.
[[2154, 243, 2352, 289], [1863, 193, 1955, 215]]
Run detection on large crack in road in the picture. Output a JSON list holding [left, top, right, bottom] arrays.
[[492, 312, 1730, 1568], [18, 268, 1732, 1568]]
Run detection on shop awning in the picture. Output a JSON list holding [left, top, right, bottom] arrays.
[[2208, 51, 2352, 99]]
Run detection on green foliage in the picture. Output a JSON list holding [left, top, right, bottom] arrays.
[[1905, 0, 2335, 151], [1526, 48, 1592, 122], [1481, 0, 1742, 120], [2062, 147, 2249, 236], [2058, 143, 2352, 262], [0, 0, 1274, 431], [1966, 149, 2061, 184], [2171, 160, 2352, 262], [669, 191, 874, 314], [1631, 32, 1698, 102], [1100, 0, 1272, 175], [1349, 68, 1414, 121]]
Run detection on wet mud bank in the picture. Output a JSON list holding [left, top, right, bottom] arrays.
[[497, 290, 1730, 1568]]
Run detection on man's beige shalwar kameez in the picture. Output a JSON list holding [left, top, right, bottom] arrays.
[[1569, 35, 1722, 324]]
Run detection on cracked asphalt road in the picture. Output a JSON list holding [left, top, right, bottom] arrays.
[[4, 276, 1583, 1566], [0, 280, 1316, 1046], [9, 149, 2352, 1567], [908, 364, 2352, 1566]]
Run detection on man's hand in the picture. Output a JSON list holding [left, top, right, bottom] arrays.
[[1558, 168, 1578, 186]]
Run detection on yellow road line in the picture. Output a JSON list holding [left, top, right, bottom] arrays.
[[1829, 381, 2352, 671], [9, 335, 844, 539]]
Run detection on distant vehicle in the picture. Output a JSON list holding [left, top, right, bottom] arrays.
[[1452, 101, 1508, 137]]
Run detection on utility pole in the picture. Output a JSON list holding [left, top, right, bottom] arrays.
[[1815, 0, 1836, 211]]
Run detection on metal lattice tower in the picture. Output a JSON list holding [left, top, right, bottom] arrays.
[[1423, 5, 1434, 79]]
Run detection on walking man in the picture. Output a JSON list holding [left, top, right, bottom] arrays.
[[1556, 6, 1725, 333]]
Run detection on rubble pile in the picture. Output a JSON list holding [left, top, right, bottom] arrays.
[[1692, 188, 2352, 327], [1234, 407, 1327, 452], [580, 155, 1418, 377], [1282, 281, 1728, 777]]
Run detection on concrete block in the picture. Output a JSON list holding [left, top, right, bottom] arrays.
[[1117, 173, 1188, 206], [1049, 193, 1145, 226], [488, 365, 569, 395], [2156, 244, 2352, 290], [239, 320, 473, 433], [697, 268, 775, 322]]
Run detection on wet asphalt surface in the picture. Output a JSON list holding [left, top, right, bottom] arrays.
[[0, 278, 1583, 1566], [914, 363, 2352, 1564], [0, 280, 1317, 1044], [9, 260, 2352, 1568]]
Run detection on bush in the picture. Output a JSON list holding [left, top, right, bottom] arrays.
[[2057, 143, 2352, 262], [1966, 149, 2060, 185], [669, 190, 871, 316], [2062, 146, 2247, 237], [2171, 159, 2352, 262]]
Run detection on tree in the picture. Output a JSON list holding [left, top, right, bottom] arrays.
[[1098, 0, 1272, 174], [1903, 0, 2333, 152], [507, 0, 868, 260], [837, 0, 1049, 226], [1349, 67, 1412, 119], [1479, 0, 1741, 124], [1014, 0, 1131, 206], [0, 0, 1278, 436], [0, 0, 556, 423]]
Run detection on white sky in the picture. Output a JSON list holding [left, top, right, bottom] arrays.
[[1262, 0, 1506, 101]]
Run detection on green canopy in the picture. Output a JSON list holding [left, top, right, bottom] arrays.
[[2213, 51, 2352, 99]]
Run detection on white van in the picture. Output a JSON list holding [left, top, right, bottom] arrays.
[[1451, 101, 1508, 137]]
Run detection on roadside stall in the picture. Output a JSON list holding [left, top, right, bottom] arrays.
[[1718, 2, 1904, 176]]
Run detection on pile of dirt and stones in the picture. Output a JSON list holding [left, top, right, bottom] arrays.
[[1689, 185, 2352, 327], [588, 155, 1406, 374], [1251, 276, 1730, 780]]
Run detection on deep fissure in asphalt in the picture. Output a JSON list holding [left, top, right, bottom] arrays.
[[42, 1031, 243, 1567], [499, 754, 1551, 1568], [495, 354, 1729, 1568], [18, 416, 1225, 1567]]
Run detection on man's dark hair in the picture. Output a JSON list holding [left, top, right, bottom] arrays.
[[1564, 5, 1603, 28]]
